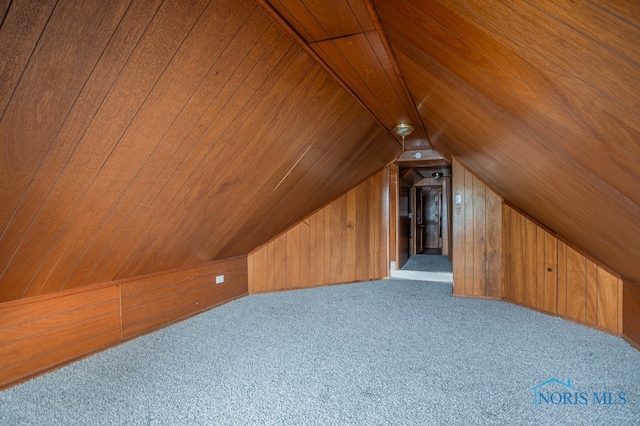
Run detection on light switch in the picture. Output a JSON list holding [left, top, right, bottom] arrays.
[[455, 194, 462, 205]]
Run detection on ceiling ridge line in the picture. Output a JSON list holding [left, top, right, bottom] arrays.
[[254, 0, 403, 150]]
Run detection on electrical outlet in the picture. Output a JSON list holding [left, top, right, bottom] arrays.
[[455, 194, 462, 205], [215, 275, 224, 284]]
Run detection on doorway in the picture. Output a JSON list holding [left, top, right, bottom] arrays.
[[411, 186, 443, 255], [390, 162, 452, 273]]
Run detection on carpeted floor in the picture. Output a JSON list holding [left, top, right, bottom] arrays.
[[401, 255, 453, 272], [1, 280, 638, 425]]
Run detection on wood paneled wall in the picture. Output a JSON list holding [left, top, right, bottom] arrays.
[[452, 159, 502, 298], [0, 257, 246, 389], [0, 0, 400, 303], [389, 164, 398, 263], [397, 173, 410, 269], [248, 169, 389, 293], [623, 280, 640, 350], [375, 0, 640, 283], [503, 206, 623, 335]]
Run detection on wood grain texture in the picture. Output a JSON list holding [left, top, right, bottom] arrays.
[[0, 257, 246, 389], [452, 159, 501, 298], [375, 0, 640, 282], [121, 257, 247, 338], [623, 280, 640, 350], [264, 0, 430, 149], [248, 168, 389, 293], [503, 206, 622, 334], [0, 0, 400, 302], [397, 173, 410, 269], [0, 286, 121, 389]]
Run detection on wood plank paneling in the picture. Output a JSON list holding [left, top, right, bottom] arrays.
[[0, 0, 401, 303], [0, 257, 246, 389], [557, 241, 568, 318], [542, 231, 558, 314], [452, 159, 501, 298], [623, 280, 640, 350], [503, 206, 623, 335], [248, 168, 389, 293], [0, 286, 121, 389], [263, 0, 430, 149], [121, 257, 247, 338], [397, 174, 410, 269], [375, 0, 640, 283], [0, 0, 131, 233], [268, 0, 366, 42]]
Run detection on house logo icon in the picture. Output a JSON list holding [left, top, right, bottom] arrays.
[[530, 378, 573, 407]]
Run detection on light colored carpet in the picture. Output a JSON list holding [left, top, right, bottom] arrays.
[[401, 254, 453, 272], [391, 255, 453, 282], [1, 280, 638, 425]]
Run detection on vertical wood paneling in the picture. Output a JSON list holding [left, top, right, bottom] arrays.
[[267, 241, 276, 292], [503, 206, 623, 334], [252, 242, 268, 294], [472, 177, 486, 296], [274, 237, 287, 290], [511, 211, 526, 304], [300, 219, 310, 289], [596, 269, 618, 332], [586, 261, 598, 326], [485, 184, 501, 297], [248, 169, 389, 293], [285, 224, 301, 289], [525, 219, 537, 307], [543, 231, 557, 313], [501, 204, 511, 299], [452, 161, 465, 295], [345, 192, 357, 282], [557, 241, 568, 317], [535, 227, 545, 310], [566, 246, 587, 323], [623, 280, 640, 349], [397, 175, 410, 269], [463, 168, 474, 296], [330, 199, 343, 283], [389, 166, 398, 263], [452, 159, 502, 298]]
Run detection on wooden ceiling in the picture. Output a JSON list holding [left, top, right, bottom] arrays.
[[2, 0, 639, 302], [0, 0, 400, 301], [371, 0, 640, 282], [260, 0, 431, 150], [265, 0, 640, 282]]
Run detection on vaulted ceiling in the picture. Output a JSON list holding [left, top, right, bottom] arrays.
[[263, 0, 640, 283], [1, 0, 639, 303], [0, 0, 399, 301]]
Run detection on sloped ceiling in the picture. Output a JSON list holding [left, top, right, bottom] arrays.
[[264, 0, 640, 282], [0, 0, 400, 301], [373, 0, 640, 282]]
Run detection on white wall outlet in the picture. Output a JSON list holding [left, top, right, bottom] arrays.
[[215, 275, 224, 284], [455, 194, 462, 205]]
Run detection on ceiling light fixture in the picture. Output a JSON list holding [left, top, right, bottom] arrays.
[[394, 123, 415, 151], [432, 172, 443, 180]]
